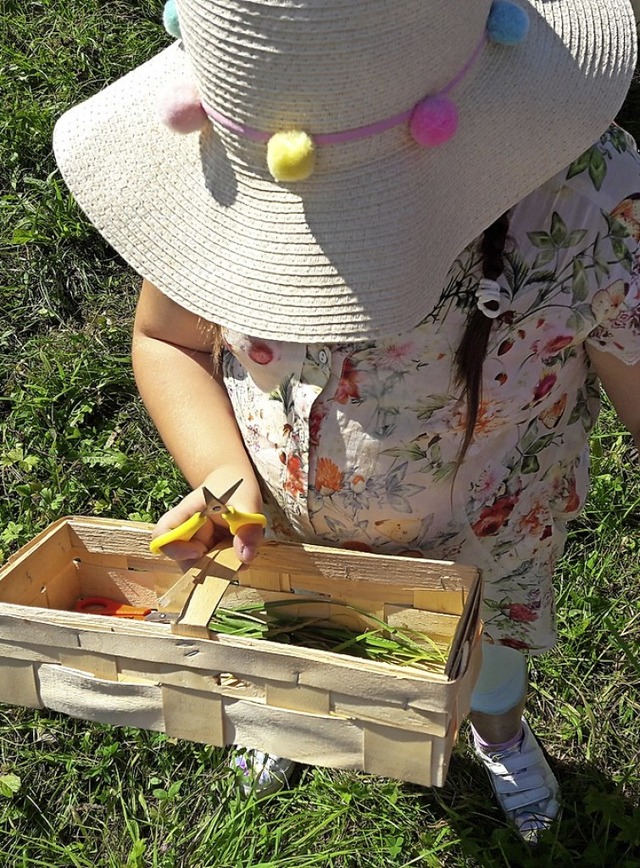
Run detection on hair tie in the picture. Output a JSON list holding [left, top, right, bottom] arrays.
[[475, 278, 512, 318]]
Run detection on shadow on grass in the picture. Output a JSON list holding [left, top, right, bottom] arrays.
[[428, 736, 640, 868]]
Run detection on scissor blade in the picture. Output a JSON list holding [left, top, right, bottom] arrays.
[[202, 479, 243, 517], [145, 610, 179, 624]]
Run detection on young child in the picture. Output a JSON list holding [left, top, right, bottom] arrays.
[[53, 0, 640, 844]]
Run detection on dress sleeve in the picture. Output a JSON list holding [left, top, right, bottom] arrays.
[[574, 128, 640, 364], [585, 280, 640, 364], [585, 195, 640, 365]]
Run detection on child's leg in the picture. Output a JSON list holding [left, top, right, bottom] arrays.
[[469, 643, 528, 742], [469, 703, 526, 745]]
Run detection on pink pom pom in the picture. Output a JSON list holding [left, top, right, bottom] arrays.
[[409, 96, 458, 147], [157, 79, 207, 134]]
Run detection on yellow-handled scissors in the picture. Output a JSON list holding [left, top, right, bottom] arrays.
[[149, 479, 267, 554]]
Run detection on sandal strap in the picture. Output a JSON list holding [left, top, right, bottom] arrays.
[[474, 718, 560, 840]]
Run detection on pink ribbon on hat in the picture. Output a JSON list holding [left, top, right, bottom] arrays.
[[201, 31, 487, 148], [158, 1, 529, 181]]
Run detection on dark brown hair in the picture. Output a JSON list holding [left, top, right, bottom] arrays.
[[454, 212, 511, 462], [211, 325, 224, 372]]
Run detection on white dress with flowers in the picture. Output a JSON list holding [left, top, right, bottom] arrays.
[[221, 127, 640, 653]]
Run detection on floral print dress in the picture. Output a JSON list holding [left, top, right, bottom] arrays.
[[222, 127, 640, 653]]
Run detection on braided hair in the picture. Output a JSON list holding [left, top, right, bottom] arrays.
[[454, 212, 511, 462]]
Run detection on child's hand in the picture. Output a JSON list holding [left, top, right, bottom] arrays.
[[151, 477, 265, 570]]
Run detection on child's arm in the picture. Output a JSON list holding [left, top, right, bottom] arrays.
[[132, 278, 265, 565], [587, 347, 640, 450]]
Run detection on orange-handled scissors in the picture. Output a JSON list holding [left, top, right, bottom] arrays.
[[149, 479, 267, 555], [75, 596, 152, 619], [74, 597, 177, 623]]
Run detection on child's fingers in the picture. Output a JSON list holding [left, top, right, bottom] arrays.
[[151, 480, 265, 567], [151, 489, 219, 562], [159, 522, 261, 571], [233, 522, 266, 564], [156, 537, 210, 571]]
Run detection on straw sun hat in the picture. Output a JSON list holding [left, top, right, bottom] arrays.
[[54, 0, 637, 342]]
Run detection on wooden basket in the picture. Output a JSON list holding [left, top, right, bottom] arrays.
[[0, 517, 482, 787]]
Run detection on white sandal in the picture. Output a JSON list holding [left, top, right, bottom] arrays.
[[473, 719, 560, 843], [231, 750, 298, 798]]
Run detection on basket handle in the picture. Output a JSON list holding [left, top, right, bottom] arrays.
[[157, 543, 243, 639]]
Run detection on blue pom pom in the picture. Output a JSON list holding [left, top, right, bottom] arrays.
[[163, 0, 181, 39], [487, 1, 529, 45]]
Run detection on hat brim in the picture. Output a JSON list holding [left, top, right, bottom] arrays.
[[54, 1, 636, 342]]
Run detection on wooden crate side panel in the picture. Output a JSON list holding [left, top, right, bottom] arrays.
[[450, 626, 484, 721], [224, 700, 439, 786], [331, 693, 449, 737], [0, 631, 465, 733], [237, 566, 289, 592], [2, 562, 78, 611], [0, 639, 61, 666], [2, 560, 171, 616], [241, 565, 473, 609], [0, 626, 454, 734], [4, 517, 478, 610], [0, 520, 73, 604], [129, 556, 183, 582], [0, 638, 262, 700], [0, 660, 42, 708], [0, 607, 466, 710], [57, 650, 119, 681], [362, 722, 433, 786], [223, 696, 365, 773], [41, 562, 83, 610], [412, 588, 466, 615], [120, 660, 261, 697], [384, 605, 459, 645], [265, 681, 331, 715], [33, 559, 159, 613], [22, 517, 480, 596], [249, 541, 479, 591], [73, 562, 161, 609], [430, 719, 456, 787], [162, 685, 225, 745], [0, 658, 449, 786], [36, 663, 166, 731], [66, 518, 156, 558], [68, 547, 174, 578]]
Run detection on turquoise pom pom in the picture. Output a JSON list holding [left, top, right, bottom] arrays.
[[487, 1, 529, 45], [163, 0, 181, 39]]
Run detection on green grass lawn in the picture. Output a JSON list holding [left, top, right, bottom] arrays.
[[1, 3, 639, 865]]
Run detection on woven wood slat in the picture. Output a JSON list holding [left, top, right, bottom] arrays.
[[0, 517, 483, 787]]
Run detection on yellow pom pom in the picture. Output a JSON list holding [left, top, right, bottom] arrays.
[[266, 130, 316, 182]]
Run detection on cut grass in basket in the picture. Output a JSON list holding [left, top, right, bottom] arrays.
[[208, 597, 450, 674]]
